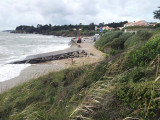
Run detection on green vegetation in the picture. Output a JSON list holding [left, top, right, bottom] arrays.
[[125, 26, 154, 29], [153, 6, 160, 20], [110, 49, 116, 56], [108, 32, 133, 50], [0, 62, 108, 120], [90, 53, 94, 56], [105, 53, 109, 58], [127, 36, 160, 67], [95, 31, 123, 51], [155, 23, 160, 29], [124, 30, 153, 48], [1, 30, 160, 119], [44, 30, 96, 37]]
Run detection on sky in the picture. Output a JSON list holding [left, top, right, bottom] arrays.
[[0, 0, 159, 30]]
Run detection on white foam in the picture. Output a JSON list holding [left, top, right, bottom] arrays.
[[0, 64, 30, 82], [30, 44, 70, 55], [5, 55, 28, 64], [0, 32, 71, 82]]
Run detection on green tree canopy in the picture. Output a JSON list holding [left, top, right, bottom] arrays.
[[153, 6, 160, 20]]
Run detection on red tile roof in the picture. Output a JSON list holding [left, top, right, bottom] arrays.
[[124, 20, 149, 26]]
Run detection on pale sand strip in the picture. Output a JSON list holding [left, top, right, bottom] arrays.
[[0, 38, 104, 94]]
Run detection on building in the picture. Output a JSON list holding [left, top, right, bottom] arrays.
[[124, 22, 133, 27], [102, 26, 114, 31], [150, 23, 156, 27], [117, 27, 124, 30], [96, 28, 100, 30], [73, 28, 83, 31], [124, 20, 150, 27], [96, 26, 114, 31], [133, 20, 150, 26], [124, 20, 151, 33]]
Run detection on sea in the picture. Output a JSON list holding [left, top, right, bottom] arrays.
[[0, 32, 71, 82]]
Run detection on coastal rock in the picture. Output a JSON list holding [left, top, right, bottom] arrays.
[[72, 52, 79, 57], [11, 50, 87, 64], [59, 55, 65, 59]]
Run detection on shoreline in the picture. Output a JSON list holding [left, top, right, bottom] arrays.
[[11, 30, 95, 37], [0, 37, 104, 94]]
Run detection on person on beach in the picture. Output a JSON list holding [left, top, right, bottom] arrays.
[[70, 56, 74, 65], [77, 37, 82, 43]]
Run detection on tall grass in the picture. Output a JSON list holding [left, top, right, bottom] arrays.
[[124, 30, 153, 48], [107, 32, 133, 49], [0, 61, 108, 120], [95, 31, 123, 51], [127, 36, 160, 67]]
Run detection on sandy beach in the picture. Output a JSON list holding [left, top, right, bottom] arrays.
[[0, 37, 104, 94]]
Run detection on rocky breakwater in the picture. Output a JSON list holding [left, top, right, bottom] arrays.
[[10, 49, 88, 64], [10, 39, 89, 64]]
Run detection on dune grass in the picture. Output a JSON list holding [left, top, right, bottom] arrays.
[[0, 61, 108, 120], [95, 31, 123, 51]]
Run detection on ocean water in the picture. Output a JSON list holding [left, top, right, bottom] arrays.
[[0, 32, 71, 82]]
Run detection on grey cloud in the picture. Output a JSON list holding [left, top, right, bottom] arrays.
[[0, 0, 159, 30]]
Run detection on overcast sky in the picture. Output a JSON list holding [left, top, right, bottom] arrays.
[[0, 0, 159, 30]]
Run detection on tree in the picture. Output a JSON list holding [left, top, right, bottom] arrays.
[[79, 23, 82, 26], [37, 24, 42, 28], [99, 23, 104, 27], [89, 23, 95, 30], [105, 21, 128, 28], [153, 6, 160, 20]]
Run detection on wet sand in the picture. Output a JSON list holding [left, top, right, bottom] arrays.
[[0, 38, 104, 94]]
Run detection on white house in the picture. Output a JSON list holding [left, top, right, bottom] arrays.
[[124, 20, 150, 27], [102, 26, 114, 31]]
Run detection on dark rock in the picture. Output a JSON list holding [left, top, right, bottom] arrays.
[[10, 50, 87, 64], [81, 50, 85, 53], [84, 52, 88, 56], [70, 55, 74, 58], [59, 55, 65, 59]]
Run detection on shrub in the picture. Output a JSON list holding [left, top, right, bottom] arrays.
[[124, 30, 153, 48], [125, 26, 153, 29], [116, 80, 160, 119], [137, 30, 153, 41], [154, 23, 160, 29], [108, 32, 132, 49], [105, 53, 109, 58], [155, 27, 160, 31], [117, 67, 155, 84], [90, 53, 94, 56], [110, 49, 116, 56], [127, 36, 160, 67], [95, 31, 123, 51]]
